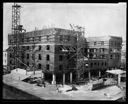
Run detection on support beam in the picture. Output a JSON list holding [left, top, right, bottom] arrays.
[[118, 74, 121, 86], [88, 71, 91, 81], [70, 72, 72, 83], [99, 70, 101, 77], [63, 73, 65, 85], [52, 73, 56, 85], [41, 72, 44, 79]]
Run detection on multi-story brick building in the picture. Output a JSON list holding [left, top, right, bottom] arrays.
[[84, 36, 122, 79], [8, 28, 85, 84]]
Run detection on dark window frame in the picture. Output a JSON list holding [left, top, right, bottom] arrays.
[[46, 45, 50, 50], [27, 54, 29, 59], [38, 54, 42, 60], [46, 35, 49, 41], [46, 64, 50, 70], [90, 63, 93, 67], [102, 62, 104, 66], [59, 65, 63, 71], [110, 55, 113, 59], [10, 60, 12, 64], [27, 46, 29, 50], [46, 54, 50, 61], [38, 63, 42, 69], [10, 53, 12, 58], [59, 55, 63, 61], [39, 36, 41, 41], [39, 45, 41, 51], [27, 62, 29, 66]]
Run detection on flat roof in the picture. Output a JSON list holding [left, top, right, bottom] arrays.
[[106, 69, 126, 75]]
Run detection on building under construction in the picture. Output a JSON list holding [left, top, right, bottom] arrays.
[[8, 27, 88, 84], [7, 3, 122, 84]]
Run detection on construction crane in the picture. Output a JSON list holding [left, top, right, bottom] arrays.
[[11, 3, 26, 70]]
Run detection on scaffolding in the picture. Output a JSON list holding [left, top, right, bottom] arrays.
[[11, 3, 26, 69]]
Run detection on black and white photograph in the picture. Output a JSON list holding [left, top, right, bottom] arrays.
[[3, 2, 126, 101]]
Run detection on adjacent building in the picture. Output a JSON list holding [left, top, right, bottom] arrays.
[[84, 36, 122, 79]]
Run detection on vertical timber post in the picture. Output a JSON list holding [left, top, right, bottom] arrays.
[[63, 73, 65, 85], [70, 72, 72, 83]]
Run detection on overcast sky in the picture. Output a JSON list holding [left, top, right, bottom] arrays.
[[3, 3, 126, 50]]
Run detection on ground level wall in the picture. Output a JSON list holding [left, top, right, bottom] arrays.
[[3, 83, 42, 100]]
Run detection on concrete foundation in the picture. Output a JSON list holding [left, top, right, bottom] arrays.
[[52, 73, 56, 85]]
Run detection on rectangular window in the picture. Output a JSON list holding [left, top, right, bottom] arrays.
[[110, 55, 113, 59], [105, 62, 106, 66], [59, 55, 63, 61], [59, 65, 63, 71], [67, 55, 70, 59], [102, 55, 105, 59], [38, 54, 42, 60], [22, 38, 24, 42], [10, 60, 12, 64], [46, 55, 50, 61], [46, 64, 50, 70], [102, 48, 105, 52], [39, 45, 41, 51], [27, 62, 29, 66], [39, 36, 41, 41], [46, 36, 49, 41], [10, 53, 12, 58], [46, 45, 50, 50], [90, 63, 93, 67], [32, 37, 34, 42], [98, 63, 99, 66], [27, 46, 29, 50], [102, 62, 104, 66], [38, 64, 41, 69], [27, 54, 29, 59]]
